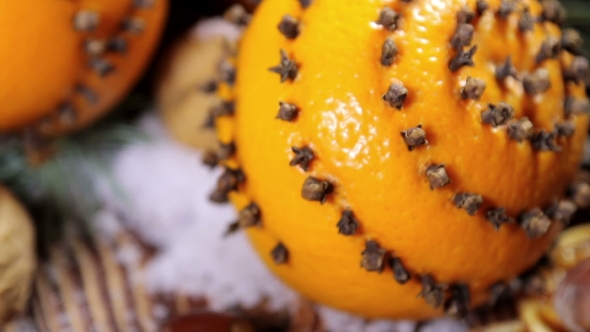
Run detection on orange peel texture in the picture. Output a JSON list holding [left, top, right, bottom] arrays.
[[212, 0, 590, 319], [0, 0, 168, 136]]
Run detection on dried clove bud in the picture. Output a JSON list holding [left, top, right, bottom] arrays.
[[224, 222, 240, 236], [73, 10, 100, 31], [276, 102, 299, 121], [565, 97, 589, 116], [418, 275, 445, 309], [107, 37, 127, 53], [556, 121, 576, 137], [457, 5, 475, 24], [531, 130, 561, 151], [401, 125, 428, 151], [209, 189, 229, 204], [202, 150, 219, 168], [426, 164, 450, 190], [546, 200, 577, 224], [453, 193, 483, 216], [520, 208, 551, 238], [210, 101, 235, 118], [298, 0, 312, 8], [523, 69, 551, 95], [518, 8, 535, 33], [381, 37, 398, 66], [495, 56, 518, 81], [449, 45, 478, 72], [336, 210, 360, 236], [84, 39, 106, 56], [498, 0, 516, 19], [89, 58, 115, 77], [224, 4, 251, 26], [200, 80, 218, 94], [451, 24, 475, 50], [507, 118, 534, 142], [76, 85, 98, 105], [461, 76, 486, 100], [389, 257, 410, 285], [271, 242, 288, 265], [360, 240, 387, 273], [564, 56, 589, 85], [541, 0, 566, 25], [444, 284, 471, 318], [269, 49, 298, 82], [570, 182, 590, 209], [220, 61, 236, 86], [486, 207, 514, 230], [290, 146, 314, 171], [383, 83, 408, 110], [122, 18, 145, 33], [237, 203, 261, 228], [536, 37, 561, 63], [133, 0, 154, 8], [218, 142, 236, 160], [375, 7, 400, 31], [301, 177, 333, 204], [562, 29, 583, 55], [481, 103, 514, 127], [278, 15, 300, 39], [217, 167, 245, 193], [476, 0, 489, 16], [58, 103, 77, 125]]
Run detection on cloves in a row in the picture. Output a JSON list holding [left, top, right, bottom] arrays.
[[418, 275, 445, 309], [76, 85, 98, 105], [461, 76, 486, 100], [541, 0, 566, 25], [401, 125, 428, 151], [278, 15, 300, 39], [564, 56, 589, 85], [507, 118, 533, 142], [520, 208, 551, 239], [360, 240, 387, 273], [486, 207, 514, 230], [426, 164, 450, 190], [449, 45, 477, 72], [561, 29, 583, 55], [217, 167, 245, 194], [277, 102, 299, 121], [218, 142, 236, 160], [202, 150, 219, 168], [271, 242, 289, 265], [453, 193, 483, 216], [481, 103, 514, 127], [337, 210, 359, 236], [556, 121, 576, 137], [301, 176, 333, 204], [269, 49, 298, 82], [383, 83, 408, 110], [376, 7, 400, 31]]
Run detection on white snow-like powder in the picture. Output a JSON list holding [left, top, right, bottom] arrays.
[[92, 113, 468, 332]]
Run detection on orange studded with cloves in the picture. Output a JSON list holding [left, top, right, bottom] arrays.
[[212, 0, 590, 320]]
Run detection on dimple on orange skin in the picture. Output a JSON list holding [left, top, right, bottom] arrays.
[[0, 0, 168, 136], [217, 0, 589, 319]]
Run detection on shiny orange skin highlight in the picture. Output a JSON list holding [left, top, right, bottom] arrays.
[[0, 0, 168, 135], [218, 0, 589, 319]]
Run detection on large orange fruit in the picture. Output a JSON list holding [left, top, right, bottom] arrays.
[[0, 0, 167, 137], [212, 0, 590, 319]]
